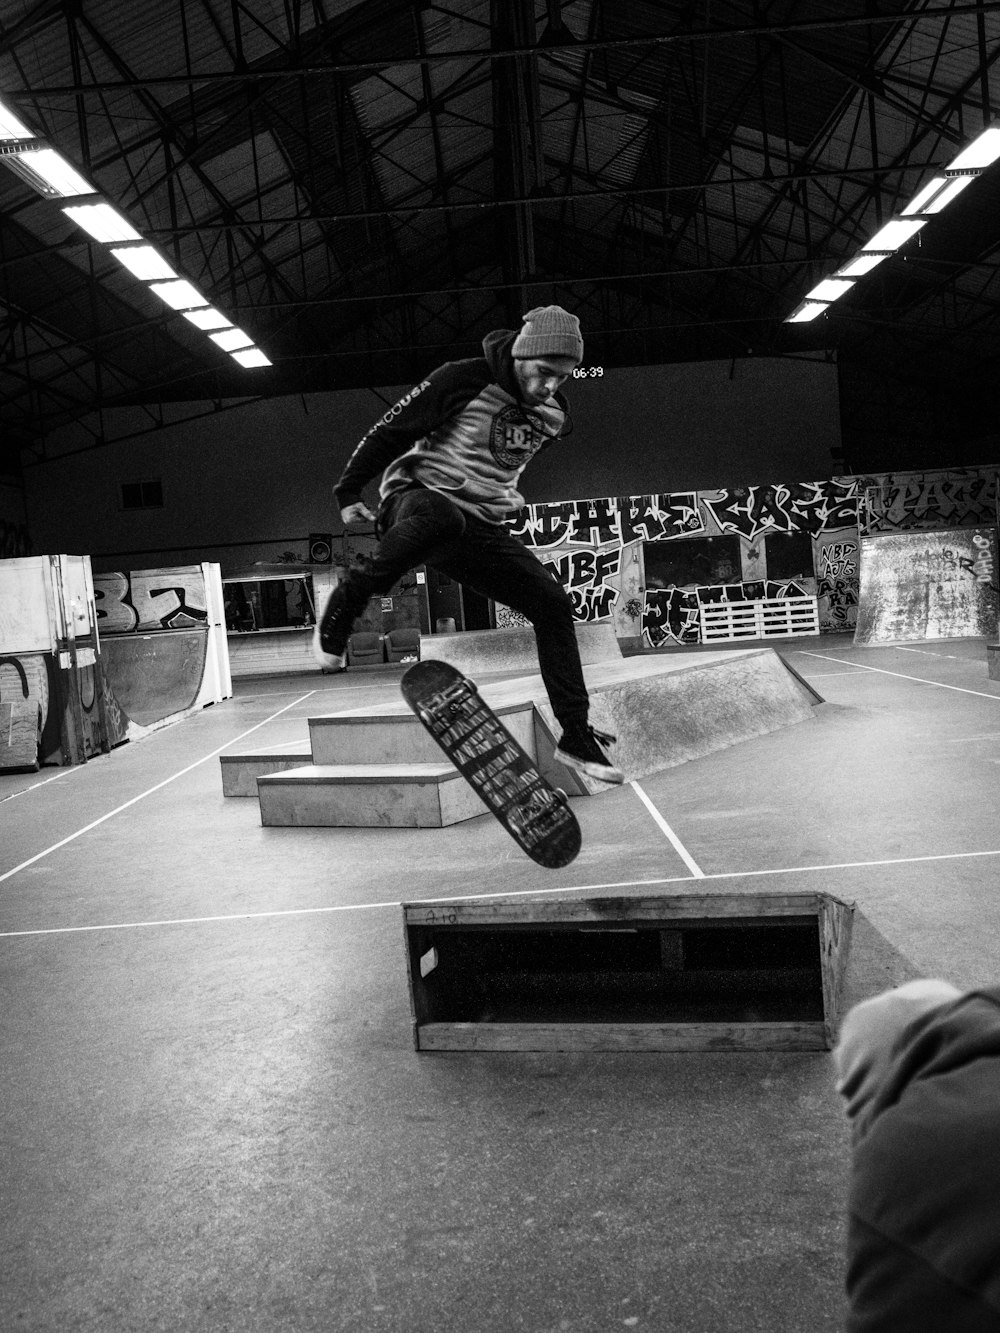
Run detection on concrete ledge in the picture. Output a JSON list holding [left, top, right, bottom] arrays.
[[420, 622, 621, 675], [257, 763, 488, 827], [220, 750, 313, 797]]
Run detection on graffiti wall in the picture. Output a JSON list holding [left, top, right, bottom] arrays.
[[93, 565, 210, 633], [862, 469, 999, 532], [504, 467, 998, 646]]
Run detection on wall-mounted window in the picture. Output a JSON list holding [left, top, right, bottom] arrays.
[[644, 535, 741, 588], [765, 531, 814, 580], [120, 479, 163, 510], [223, 575, 315, 632]]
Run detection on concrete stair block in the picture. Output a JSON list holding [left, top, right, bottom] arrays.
[[220, 750, 313, 797], [308, 701, 535, 764], [257, 763, 488, 828]]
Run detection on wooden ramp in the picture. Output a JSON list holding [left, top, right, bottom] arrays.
[[402, 892, 854, 1052], [853, 528, 999, 645]]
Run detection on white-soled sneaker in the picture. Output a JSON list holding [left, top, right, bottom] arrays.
[[553, 724, 624, 784], [312, 621, 346, 672]]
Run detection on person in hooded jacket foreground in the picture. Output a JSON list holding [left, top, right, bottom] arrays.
[[833, 979, 1000, 1331], [313, 304, 624, 784]]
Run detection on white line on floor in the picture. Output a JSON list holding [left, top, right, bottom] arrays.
[[798, 670, 869, 678], [0, 766, 84, 803], [630, 781, 704, 877], [893, 646, 967, 660], [5, 844, 1000, 939], [801, 652, 1000, 701], [233, 682, 394, 701], [0, 690, 317, 887]]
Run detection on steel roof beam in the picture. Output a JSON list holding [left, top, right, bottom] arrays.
[[8, 3, 1000, 89]]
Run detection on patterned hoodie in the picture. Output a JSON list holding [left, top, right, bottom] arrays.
[[333, 329, 571, 525]]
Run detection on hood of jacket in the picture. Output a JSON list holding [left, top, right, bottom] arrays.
[[481, 327, 572, 415], [838, 985, 1000, 1144]]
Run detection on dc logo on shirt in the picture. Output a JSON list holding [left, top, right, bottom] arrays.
[[490, 406, 546, 468]]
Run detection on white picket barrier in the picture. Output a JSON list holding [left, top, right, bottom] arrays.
[[699, 596, 819, 642]]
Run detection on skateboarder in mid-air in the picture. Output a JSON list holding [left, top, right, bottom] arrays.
[[314, 304, 624, 785]]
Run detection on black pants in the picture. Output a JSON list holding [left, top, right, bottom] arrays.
[[347, 486, 589, 729]]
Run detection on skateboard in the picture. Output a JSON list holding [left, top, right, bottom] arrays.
[[401, 659, 581, 869]]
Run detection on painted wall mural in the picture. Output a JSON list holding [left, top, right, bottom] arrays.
[[698, 480, 860, 540], [504, 467, 998, 646], [94, 566, 210, 633], [509, 493, 706, 549], [862, 469, 999, 532]]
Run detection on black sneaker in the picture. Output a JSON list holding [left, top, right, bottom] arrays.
[[312, 574, 356, 671], [554, 724, 624, 784]]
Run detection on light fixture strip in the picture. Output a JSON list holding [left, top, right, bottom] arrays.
[[0, 92, 272, 367], [785, 123, 1000, 323]]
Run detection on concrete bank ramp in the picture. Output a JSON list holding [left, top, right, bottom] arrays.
[[513, 649, 820, 787]]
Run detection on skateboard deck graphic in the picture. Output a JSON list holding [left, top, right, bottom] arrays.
[[401, 659, 581, 868]]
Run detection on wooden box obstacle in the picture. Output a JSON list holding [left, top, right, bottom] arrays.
[[402, 892, 853, 1052]]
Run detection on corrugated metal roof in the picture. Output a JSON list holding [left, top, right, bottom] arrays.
[[2, 0, 1000, 455]]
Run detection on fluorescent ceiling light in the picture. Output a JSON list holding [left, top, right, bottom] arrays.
[[804, 277, 855, 303], [231, 348, 272, 368], [947, 125, 1000, 172], [110, 245, 177, 281], [785, 301, 829, 323], [62, 202, 142, 243], [835, 252, 890, 278], [148, 279, 210, 310], [901, 174, 975, 216], [182, 307, 233, 331], [209, 327, 254, 352], [863, 218, 926, 252], [2, 146, 93, 196], [0, 102, 33, 139]]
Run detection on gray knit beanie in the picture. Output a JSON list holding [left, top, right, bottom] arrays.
[[511, 305, 583, 362]]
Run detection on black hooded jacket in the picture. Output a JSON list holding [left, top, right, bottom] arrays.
[[845, 987, 1000, 1332], [332, 329, 572, 525]]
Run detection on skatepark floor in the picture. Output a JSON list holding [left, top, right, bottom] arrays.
[[3, 634, 999, 1333]]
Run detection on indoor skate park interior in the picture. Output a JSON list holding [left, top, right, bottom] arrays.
[[4, 3, 1000, 1332], [3, 629, 1000, 1333]]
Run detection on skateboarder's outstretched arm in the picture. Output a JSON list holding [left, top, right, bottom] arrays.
[[333, 359, 493, 520]]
